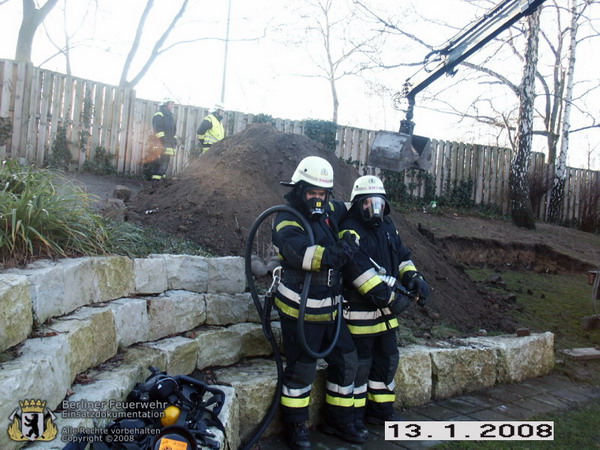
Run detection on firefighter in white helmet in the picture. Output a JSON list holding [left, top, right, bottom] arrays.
[[340, 175, 431, 432], [196, 103, 225, 155], [273, 156, 367, 448]]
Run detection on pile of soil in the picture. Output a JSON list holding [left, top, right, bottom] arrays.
[[130, 124, 517, 335]]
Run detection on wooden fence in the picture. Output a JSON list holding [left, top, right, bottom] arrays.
[[1, 59, 598, 224]]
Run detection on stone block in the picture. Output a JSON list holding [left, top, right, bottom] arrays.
[[396, 345, 432, 407], [144, 336, 199, 375], [0, 334, 71, 450], [107, 298, 150, 348], [133, 257, 168, 294], [461, 332, 555, 383], [49, 307, 118, 380], [192, 327, 242, 369], [430, 344, 497, 399], [150, 254, 209, 292], [228, 322, 273, 358], [92, 256, 135, 301], [0, 274, 32, 352], [205, 293, 250, 325], [146, 291, 205, 341], [207, 256, 245, 294]]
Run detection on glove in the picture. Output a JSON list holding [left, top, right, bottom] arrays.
[[322, 235, 359, 268], [339, 233, 359, 257], [404, 271, 431, 307], [388, 291, 410, 315]]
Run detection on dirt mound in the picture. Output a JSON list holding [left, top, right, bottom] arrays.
[[130, 124, 516, 334]]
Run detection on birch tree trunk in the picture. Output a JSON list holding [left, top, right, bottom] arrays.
[[510, 9, 541, 230], [548, 0, 580, 223]]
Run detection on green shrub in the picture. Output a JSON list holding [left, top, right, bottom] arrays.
[[0, 117, 12, 146], [0, 161, 130, 265], [304, 119, 337, 152], [47, 124, 73, 171], [252, 113, 275, 125], [83, 146, 116, 175]]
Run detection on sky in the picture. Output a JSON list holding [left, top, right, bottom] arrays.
[[1, 0, 599, 170]]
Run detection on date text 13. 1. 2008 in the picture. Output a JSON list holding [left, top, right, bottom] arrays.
[[385, 421, 554, 441]]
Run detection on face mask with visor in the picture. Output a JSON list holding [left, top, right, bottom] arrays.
[[361, 195, 387, 223]]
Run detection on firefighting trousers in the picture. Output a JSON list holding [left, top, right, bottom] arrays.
[[353, 329, 399, 421], [279, 317, 358, 424], [150, 153, 171, 179]]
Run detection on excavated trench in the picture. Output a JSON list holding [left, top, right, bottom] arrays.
[[434, 236, 592, 273]]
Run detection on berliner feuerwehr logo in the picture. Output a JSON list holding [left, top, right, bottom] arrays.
[[7, 399, 58, 442]]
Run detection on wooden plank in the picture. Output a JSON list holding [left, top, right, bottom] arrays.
[[489, 147, 498, 207], [91, 82, 105, 161], [456, 142, 466, 183], [358, 129, 369, 173], [0, 61, 14, 159], [120, 89, 135, 174], [36, 71, 52, 167], [101, 85, 115, 151], [502, 148, 512, 214], [9, 62, 28, 159], [78, 82, 94, 171], [433, 140, 443, 197], [474, 144, 485, 205], [108, 87, 122, 169], [70, 79, 85, 168], [48, 72, 63, 154], [22, 64, 38, 163]]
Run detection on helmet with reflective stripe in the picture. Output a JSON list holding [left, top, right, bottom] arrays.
[[351, 175, 386, 201], [283, 156, 334, 189]]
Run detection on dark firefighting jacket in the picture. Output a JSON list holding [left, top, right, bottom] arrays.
[[272, 198, 348, 323], [152, 105, 177, 156], [340, 209, 416, 336]]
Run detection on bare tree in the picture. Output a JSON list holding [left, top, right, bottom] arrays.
[[510, 9, 541, 229], [15, 0, 60, 62], [38, 0, 97, 75], [119, 0, 190, 89], [293, 0, 385, 123]]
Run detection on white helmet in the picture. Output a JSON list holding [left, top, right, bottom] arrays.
[[162, 97, 175, 105], [213, 103, 225, 111], [284, 156, 334, 189], [351, 175, 386, 201]]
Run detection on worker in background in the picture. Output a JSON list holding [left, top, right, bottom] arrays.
[[339, 175, 431, 434], [196, 103, 225, 155], [149, 98, 177, 180], [273, 156, 368, 449]]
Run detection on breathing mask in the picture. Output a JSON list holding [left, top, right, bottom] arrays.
[[361, 195, 386, 224]]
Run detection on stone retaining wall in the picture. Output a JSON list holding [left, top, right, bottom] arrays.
[[0, 255, 555, 449]]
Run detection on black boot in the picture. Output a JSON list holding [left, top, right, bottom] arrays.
[[285, 421, 311, 449], [354, 418, 370, 441], [321, 420, 368, 444], [366, 411, 402, 425]]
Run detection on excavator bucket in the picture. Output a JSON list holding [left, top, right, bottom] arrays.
[[368, 131, 433, 172]]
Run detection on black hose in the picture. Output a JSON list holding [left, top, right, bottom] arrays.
[[241, 205, 343, 449]]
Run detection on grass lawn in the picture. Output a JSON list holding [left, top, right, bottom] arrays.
[[465, 268, 600, 350]]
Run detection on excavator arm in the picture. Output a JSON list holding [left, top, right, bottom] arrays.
[[369, 0, 547, 172]]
